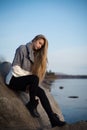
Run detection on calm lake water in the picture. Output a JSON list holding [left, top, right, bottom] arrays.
[[51, 79, 87, 124]]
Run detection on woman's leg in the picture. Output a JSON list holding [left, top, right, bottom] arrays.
[[36, 86, 66, 127], [36, 86, 53, 117], [8, 75, 40, 117], [9, 75, 38, 101]]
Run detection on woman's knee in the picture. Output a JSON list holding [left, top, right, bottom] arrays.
[[32, 75, 39, 84], [37, 87, 46, 98]]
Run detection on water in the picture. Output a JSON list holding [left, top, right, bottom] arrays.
[[51, 79, 87, 124]]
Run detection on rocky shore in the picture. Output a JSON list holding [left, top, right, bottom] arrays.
[[0, 74, 64, 130]]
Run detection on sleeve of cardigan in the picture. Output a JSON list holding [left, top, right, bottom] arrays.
[[12, 45, 24, 67]]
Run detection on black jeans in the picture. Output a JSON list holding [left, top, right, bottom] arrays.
[[8, 75, 53, 118]]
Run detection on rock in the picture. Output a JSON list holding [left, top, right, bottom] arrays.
[[68, 96, 79, 98], [59, 86, 64, 89], [50, 121, 87, 130], [0, 61, 11, 81], [0, 75, 41, 130]]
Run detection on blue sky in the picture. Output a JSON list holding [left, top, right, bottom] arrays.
[[0, 0, 87, 74]]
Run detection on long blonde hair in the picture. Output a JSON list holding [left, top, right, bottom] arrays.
[[31, 34, 48, 82]]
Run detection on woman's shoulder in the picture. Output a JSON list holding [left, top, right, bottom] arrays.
[[16, 45, 27, 53]]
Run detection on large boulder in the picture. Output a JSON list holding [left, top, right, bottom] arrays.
[[0, 75, 42, 130]]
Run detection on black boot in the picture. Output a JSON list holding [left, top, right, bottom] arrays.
[[50, 113, 66, 127], [26, 99, 40, 118]]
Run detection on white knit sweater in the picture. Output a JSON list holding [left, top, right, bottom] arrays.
[[6, 65, 31, 85]]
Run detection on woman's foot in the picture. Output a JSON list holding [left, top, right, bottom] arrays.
[[50, 113, 66, 127], [26, 100, 40, 118]]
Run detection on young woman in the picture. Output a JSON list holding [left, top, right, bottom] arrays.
[[5, 34, 66, 128]]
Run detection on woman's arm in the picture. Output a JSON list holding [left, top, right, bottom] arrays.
[[12, 65, 31, 77]]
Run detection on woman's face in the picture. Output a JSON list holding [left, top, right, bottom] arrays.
[[33, 38, 44, 50]]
